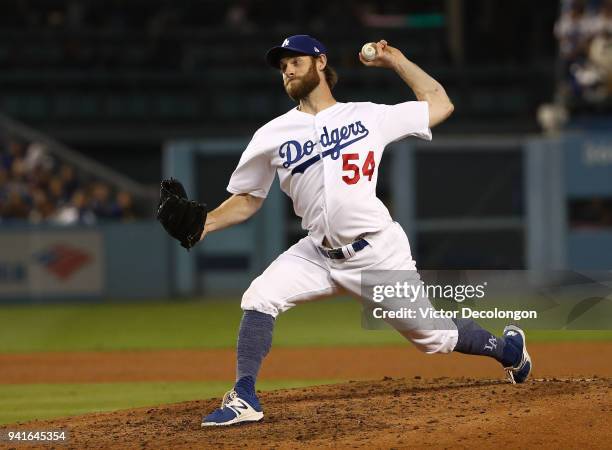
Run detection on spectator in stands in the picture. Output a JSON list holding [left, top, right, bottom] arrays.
[[588, 0, 612, 97], [564, 0, 612, 103], [592, 0, 612, 42], [54, 189, 96, 225], [29, 188, 56, 223], [28, 164, 53, 192], [0, 167, 8, 207], [1, 136, 141, 224], [23, 142, 53, 172], [8, 157, 28, 197], [554, 0, 597, 100], [1, 139, 25, 171], [114, 191, 136, 221], [89, 181, 112, 219], [59, 164, 79, 199], [0, 166, 7, 187], [48, 176, 69, 205], [1, 148, 12, 171], [1, 190, 29, 220], [0, 150, 9, 171]]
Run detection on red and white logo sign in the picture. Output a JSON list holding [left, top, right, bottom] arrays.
[[33, 244, 93, 281]]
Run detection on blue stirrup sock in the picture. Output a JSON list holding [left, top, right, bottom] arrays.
[[452, 318, 520, 367], [235, 310, 275, 399]]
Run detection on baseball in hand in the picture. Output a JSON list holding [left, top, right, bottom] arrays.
[[361, 43, 377, 61]]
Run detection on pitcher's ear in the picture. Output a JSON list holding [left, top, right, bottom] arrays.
[[317, 54, 328, 71]]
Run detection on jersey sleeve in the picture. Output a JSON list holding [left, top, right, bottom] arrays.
[[226, 132, 275, 199], [374, 101, 432, 145]]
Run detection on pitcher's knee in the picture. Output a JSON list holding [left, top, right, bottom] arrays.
[[408, 329, 459, 354], [241, 285, 280, 318]]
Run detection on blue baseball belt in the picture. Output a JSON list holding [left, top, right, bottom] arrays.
[[318, 238, 370, 260]]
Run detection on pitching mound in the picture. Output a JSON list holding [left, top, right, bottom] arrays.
[[4, 377, 610, 449]]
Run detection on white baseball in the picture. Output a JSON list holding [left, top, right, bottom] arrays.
[[361, 43, 377, 61]]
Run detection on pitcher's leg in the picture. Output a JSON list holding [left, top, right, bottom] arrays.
[[202, 237, 336, 426], [240, 238, 336, 318], [331, 222, 531, 383], [453, 318, 505, 362], [453, 318, 531, 383], [392, 291, 530, 382], [331, 223, 459, 354], [366, 270, 460, 354], [234, 310, 275, 397]]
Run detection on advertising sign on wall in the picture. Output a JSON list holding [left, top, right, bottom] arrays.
[[0, 230, 103, 298], [565, 134, 612, 196]]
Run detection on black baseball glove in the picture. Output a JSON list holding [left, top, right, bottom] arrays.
[[156, 178, 207, 250]]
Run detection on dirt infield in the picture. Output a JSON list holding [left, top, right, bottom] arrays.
[[1, 343, 611, 448], [1, 342, 612, 384], [2, 377, 610, 449]]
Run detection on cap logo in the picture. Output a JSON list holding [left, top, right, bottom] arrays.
[[314, 46, 320, 52], [282, 39, 290, 47]]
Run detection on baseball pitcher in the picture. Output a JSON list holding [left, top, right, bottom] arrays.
[[156, 35, 532, 427]]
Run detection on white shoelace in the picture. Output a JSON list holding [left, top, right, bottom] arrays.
[[504, 367, 517, 384], [221, 389, 238, 407]]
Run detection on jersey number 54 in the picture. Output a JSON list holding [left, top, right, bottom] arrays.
[[342, 151, 375, 185]]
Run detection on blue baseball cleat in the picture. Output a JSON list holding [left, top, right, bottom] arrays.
[[201, 384, 263, 427], [502, 325, 532, 384]]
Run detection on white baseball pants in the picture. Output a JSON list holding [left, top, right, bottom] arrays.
[[241, 221, 458, 354]]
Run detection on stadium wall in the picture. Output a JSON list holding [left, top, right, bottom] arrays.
[[0, 221, 170, 303]]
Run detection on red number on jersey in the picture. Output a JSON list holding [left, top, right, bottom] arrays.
[[342, 153, 360, 184], [341, 151, 376, 185], [362, 151, 375, 181]]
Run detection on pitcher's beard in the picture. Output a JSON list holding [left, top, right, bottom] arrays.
[[285, 60, 321, 102]]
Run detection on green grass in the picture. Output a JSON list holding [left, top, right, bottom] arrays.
[[0, 298, 403, 352], [0, 299, 610, 426], [0, 379, 337, 425], [0, 298, 610, 353]]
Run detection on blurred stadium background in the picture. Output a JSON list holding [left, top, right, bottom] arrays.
[[0, 0, 611, 425]]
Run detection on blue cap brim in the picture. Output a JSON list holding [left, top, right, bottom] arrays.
[[265, 46, 311, 68]]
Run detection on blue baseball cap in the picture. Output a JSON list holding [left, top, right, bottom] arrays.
[[265, 35, 328, 68]]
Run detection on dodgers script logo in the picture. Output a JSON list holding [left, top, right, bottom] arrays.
[[279, 121, 369, 174]]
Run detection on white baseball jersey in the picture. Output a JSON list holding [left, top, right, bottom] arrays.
[[227, 101, 431, 247]]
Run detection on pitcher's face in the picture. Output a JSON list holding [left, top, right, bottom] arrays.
[[280, 55, 321, 102]]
